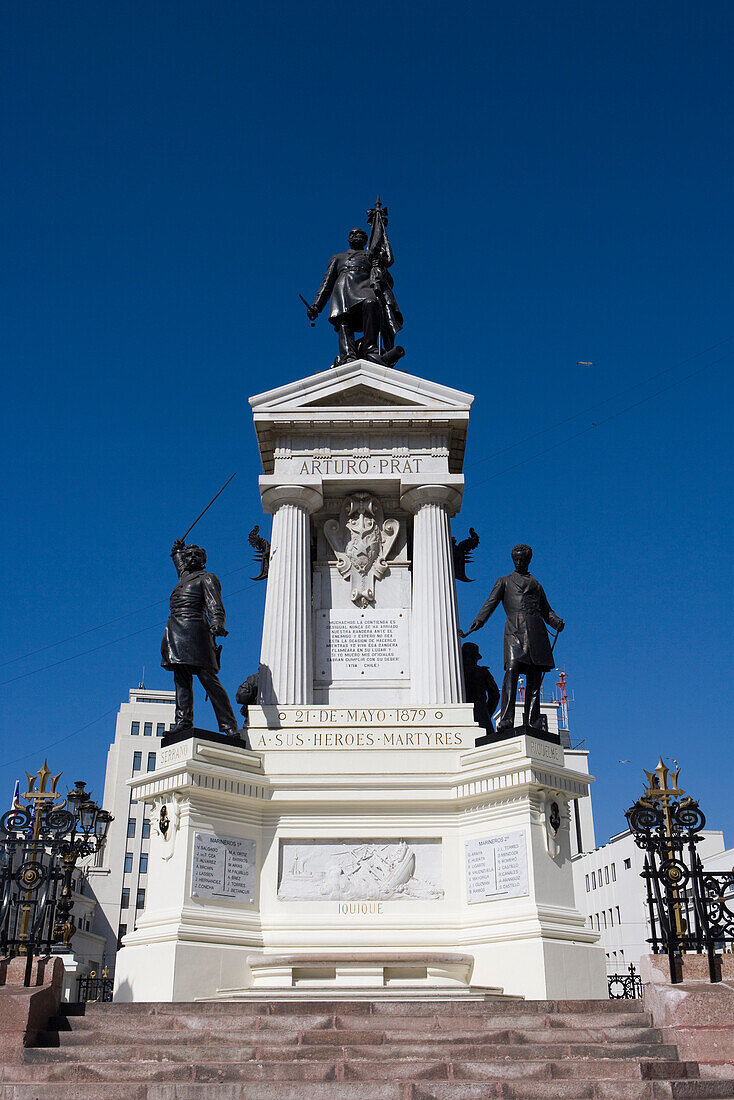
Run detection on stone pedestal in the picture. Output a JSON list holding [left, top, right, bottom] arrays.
[[114, 715, 606, 1002]]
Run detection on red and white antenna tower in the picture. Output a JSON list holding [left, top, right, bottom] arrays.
[[555, 669, 573, 731]]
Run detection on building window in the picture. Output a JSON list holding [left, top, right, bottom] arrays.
[[585, 874, 589, 892], [136, 888, 146, 909], [591, 871, 596, 889], [118, 923, 127, 948], [156, 723, 165, 737], [131, 722, 140, 736], [624, 858, 631, 870], [142, 820, 151, 839], [139, 852, 148, 874], [605, 866, 609, 884], [124, 852, 133, 874], [147, 752, 156, 772], [144, 722, 152, 737], [595, 914, 600, 930], [609, 908, 614, 926], [127, 818, 136, 839], [616, 906, 621, 924], [132, 751, 142, 773], [602, 911, 607, 929], [121, 888, 130, 909], [611, 863, 616, 882]]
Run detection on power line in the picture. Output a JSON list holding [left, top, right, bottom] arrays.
[[0, 707, 119, 772], [4, 336, 729, 671], [0, 578, 262, 688], [469, 353, 728, 490], [465, 336, 732, 470], [0, 560, 258, 669]]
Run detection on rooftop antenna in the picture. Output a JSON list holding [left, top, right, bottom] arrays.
[[555, 669, 574, 732], [138, 666, 146, 690]]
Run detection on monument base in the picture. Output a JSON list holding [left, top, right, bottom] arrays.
[[161, 726, 250, 750], [115, 706, 606, 1003]]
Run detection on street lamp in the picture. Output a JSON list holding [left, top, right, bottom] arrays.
[[0, 762, 114, 986]]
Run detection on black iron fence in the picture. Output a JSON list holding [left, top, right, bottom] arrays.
[[77, 969, 114, 1003], [607, 964, 643, 1000], [626, 765, 734, 984]]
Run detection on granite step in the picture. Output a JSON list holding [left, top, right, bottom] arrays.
[[4, 1080, 734, 1100], [42, 1023, 662, 1045], [80, 997, 648, 1017], [6, 1057, 703, 1084], [23, 1039, 684, 1064], [56, 1010, 654, 1036]]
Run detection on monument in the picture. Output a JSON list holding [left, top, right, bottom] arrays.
[[114, 202, 606, 1002]]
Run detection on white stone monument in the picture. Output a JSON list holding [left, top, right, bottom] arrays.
[[114, 359, 606, 1002]]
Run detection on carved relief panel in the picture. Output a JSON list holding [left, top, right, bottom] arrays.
[[324, 493, 400, 608]]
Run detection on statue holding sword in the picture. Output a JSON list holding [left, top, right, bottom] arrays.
[[161, 474, 241, 737]]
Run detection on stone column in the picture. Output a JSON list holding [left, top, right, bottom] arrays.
[[259, 485, 322, 705], [401, 485, 464, 704]]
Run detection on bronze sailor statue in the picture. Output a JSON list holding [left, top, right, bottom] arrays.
[[462, 545, 564, 735]]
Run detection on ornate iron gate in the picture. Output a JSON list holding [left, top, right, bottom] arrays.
[[625, 759, 734, 984]]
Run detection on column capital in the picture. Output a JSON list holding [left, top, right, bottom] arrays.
[[259, 478, 323, 515], [400, 482, 463, 517]]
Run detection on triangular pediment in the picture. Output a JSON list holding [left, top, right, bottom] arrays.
[[250, 359, 474, 414], [309, 384, 417, 408]]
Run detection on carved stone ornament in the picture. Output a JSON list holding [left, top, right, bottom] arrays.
[[324, 493, 399, 607], [152, 794, 181, 862]]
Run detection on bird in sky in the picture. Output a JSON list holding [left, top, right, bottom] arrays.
[[577, 361, 595, 366], [618, 759, 631, 764]]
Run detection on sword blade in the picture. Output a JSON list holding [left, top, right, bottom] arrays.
[[180, 472, 237, 542]]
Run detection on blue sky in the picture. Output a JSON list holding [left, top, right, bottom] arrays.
[[1, 1, 732, 847]]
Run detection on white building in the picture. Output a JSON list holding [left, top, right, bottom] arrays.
[[572, 826, 728, 974], [87, 687, 176, 968]]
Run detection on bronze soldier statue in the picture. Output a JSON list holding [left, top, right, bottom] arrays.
[[461, 545, 564, 735], [162, 539, 239, 736], [306, 198, 404, 367]]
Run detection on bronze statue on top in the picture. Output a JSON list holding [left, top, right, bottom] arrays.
[[305, 197, 404, 368], [461, 545, 564, 736]]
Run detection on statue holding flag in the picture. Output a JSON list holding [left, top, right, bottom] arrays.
[[305, 198, 404, 367]]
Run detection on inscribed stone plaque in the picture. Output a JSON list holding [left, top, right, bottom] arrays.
[[315, 609, 409, 679], [465, 830, 528, 903], [191, 832, 255, 902]]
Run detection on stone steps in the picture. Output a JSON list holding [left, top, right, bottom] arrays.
[[5, 997, 734, 1100]]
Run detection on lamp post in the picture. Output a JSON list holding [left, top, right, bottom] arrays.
[[0, 763, 113, 986]]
